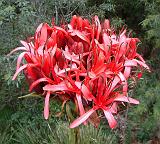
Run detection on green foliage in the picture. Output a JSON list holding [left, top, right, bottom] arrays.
[[1, 101, 117, 144], [0, 0, 16, 24], [0, 126, 14, 144], [0, 0, 36, 54], [0, 106, 14, 131], [0, 55, 27, 111], [11, 122, 117, 144], [138, 0, 160, 59], [142, 0, 160, 48], [125, 73, 160, 143]]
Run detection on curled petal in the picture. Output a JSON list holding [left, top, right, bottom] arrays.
[[133, 59, 150, 71], [103, 110, 117, 129], [43, 83, 68, 92], [108, 76, 120, 94], [103, 19, 110, 29], [124, 66, 131, 79], [70, 108, 96, 128], [124, 60, 137, 67], [118, 72, 126, 82], [16, 52, 29, 70], [103, 33, 110, 47], [109, 103, 118, 114], [62, 51, 80, 64], [94, 15, 101, 40], [118, 72, 128, 95], [7, 47, 27, 56], [75, 31, 90, 43], [20, 40, 30, 50], [75, 81, 94, 101], [39, 23, 48, 46], [29, 78, 53, 92], [114, 95, 139, 104], [35, 23, 43, 34], [76, 94, 86, 116], [12, 64, 38, 80], [54, 26, 68, 35], [136, 54, 145, 63], [57, 66, 77, 76], [44, 91, 50, 119]]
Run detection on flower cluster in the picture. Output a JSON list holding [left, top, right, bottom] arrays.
[[9, 15, 149, 129]]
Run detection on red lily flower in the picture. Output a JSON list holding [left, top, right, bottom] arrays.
[[70, 75, 139, 129], [9, 15, 150, 129]]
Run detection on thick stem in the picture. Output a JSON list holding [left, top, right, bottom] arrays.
[[117, 113, 127, 144]]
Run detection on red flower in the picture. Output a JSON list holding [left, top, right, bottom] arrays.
[[70, 75, 139, 129], [9, 15, 149, 129]]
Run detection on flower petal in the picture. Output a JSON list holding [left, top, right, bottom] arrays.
[[109, 76, 120, 93], [44, 91, 50, 119], [124, 66, 131, 79], [43, 83, 68, 92], [124, 60, 137, 67], [76, 94, 86, 116], [75, 81, 93, 101], [114, 95, 139, 104], [62, 50, 80, 64], [16, 52, 29, 70], [20, 40, 30, 50], [39, 23, 48, 46], [70, 108, 95, 128], [7, 47, 27, 56], [133, 59, 150, 71], [29, 78, 53, 92], [73, 30, 90, 44], [94, 15, 101, 40], [12, 64, 37, 80], [103, 110, 117, 129]]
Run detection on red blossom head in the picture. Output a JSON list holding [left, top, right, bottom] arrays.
[[9, 15, 150, 129]]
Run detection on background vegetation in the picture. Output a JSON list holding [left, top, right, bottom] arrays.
[[0, 0, 160, 143]]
